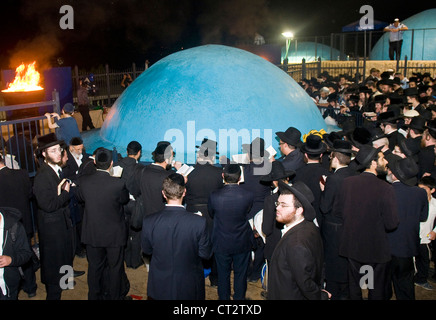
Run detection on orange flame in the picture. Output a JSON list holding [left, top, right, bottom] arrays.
[[2, 61, 44, 92]]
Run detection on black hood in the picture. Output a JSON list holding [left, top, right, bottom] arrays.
[[0, 207, 22, 229]]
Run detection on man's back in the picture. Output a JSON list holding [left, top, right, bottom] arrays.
[[140, 164, 172, 216], [141, 206, 212, 300], [77, 171, 129, 247], [185, 163, 223, 208], [338, 172, 399, 263], [208, 185, 255, 254]]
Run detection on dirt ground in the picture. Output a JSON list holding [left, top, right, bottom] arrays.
[[17, 254, 436, 301]]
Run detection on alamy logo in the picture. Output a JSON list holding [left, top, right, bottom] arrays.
[[59, 5, 74, 30], [359, 265, 374, 290], [59, 265, 75, 290], [359, 5, 374, 30]]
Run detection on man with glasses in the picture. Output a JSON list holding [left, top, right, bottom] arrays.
[[33, 133, 76, 300], [268, 180, 328, 300]]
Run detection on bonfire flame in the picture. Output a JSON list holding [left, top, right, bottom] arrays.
[[2, 61, 43, 92]]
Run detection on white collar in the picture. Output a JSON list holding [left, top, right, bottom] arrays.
[[46, 161, 62, 177], [165, 204, 185, 208], [281, 218, 305, 237]]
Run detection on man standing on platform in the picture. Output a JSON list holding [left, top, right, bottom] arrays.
[[384, 18, 408, 61]]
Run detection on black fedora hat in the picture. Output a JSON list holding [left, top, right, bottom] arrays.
[[37, 132, 63, 152], [260, 161, 295, 182], [278, 180, 316, 221], [404, 87, 419, 97], [331, 139, 354, 156], [425, 119, 436, 139], [369, 127, 387, 142], [407, 115, 427, 132], [374, 94, 388, 103], [346, 126, 372, 148], [152, 141, 173, 157], [399, 138, 420, 159], [377, 110, 399, 125], [355, 144, 382, 168], [242, 137, 270, 158], [196, 138, 219, 157], [389, 156, 419, 186], [323, 131, 344, 149], [276, 127, 303, 148], [301, 134, 327, 155]]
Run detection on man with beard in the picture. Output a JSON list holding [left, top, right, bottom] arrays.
[[33, 133, 76, 300], [336, 145, 399, 300]]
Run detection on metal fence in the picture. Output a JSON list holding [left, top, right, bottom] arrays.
[[72, 63, 147, 107], [0, 91, 59, 177]]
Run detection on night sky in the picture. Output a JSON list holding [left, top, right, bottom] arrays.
[[0, 0, 433, 70]]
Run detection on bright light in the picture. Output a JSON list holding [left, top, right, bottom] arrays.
[[282, 31, 294, 39]]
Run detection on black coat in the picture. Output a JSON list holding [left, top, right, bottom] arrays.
[[33, 162, 74, 285], [208, 185, 255, 255], [77, 170, 129, 247], [268, 220, 325, 300], [0, 207, 32, 298], [319, 166, 357, 282], [277, 149, 305, 172], [294, 162, 331, 226], [141, 206, 212, 300], [185, 162, 223, 230], [139, 164, 173, 216], [0, 167, 33, 235], [337, 172, 399, 263], [388, 182, 428, 258], [261, 191, 282, 261]]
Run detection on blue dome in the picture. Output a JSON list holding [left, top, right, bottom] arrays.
[[282, 41, 341, 63], [85, 45, 327, 163], [370, 9, 436, 60]]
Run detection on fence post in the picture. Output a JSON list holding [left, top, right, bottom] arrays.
[[317, 57, 322, 76], [403, 55, 408, 77], [410, 29, 414, 61], [74, 65, 80, 97], [52, 89, 60, 114], [132, 62, 137, 80], [355, 56, 360, 83], [302, 58, 306, 80], [330, 33, 334, 61], [105, 64, 111, 106]]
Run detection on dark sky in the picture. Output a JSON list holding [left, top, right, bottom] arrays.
[[0, 0, 432, 70]]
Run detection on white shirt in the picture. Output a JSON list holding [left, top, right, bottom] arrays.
[[0, 212, 6, 295], [281, 218, 305, 237], [46, 162, 63, 178], [420, 197, 436, 244]]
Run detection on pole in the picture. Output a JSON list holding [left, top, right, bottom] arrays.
[[105, 64, 111, 106]]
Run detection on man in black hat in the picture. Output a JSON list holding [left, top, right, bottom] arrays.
[[378, 110, 405, 151], [385, 156, 428, 300], [267, 180, 327, 300], [294, 134, 331, 227], [260, 161, 296, 267], [33, 133, 76, 300], [275, 127, 305, 172], [139, 141, 179, 218], [185, 138, 223, 287], [418, 120, 436, 178], [337, 145, 399, 300], [76, 148, 130, 300], [117, 141, 146, 269], [319, 139, 357, 300], [405, 87, 425, 114]]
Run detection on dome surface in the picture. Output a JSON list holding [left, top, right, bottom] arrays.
[[85, 44, 327, 163]]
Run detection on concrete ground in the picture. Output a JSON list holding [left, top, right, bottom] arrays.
[[17, 255, 436, 301]]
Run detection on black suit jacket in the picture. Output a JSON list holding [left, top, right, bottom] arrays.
[[139, 164, 173, 216], [261, 191, 283, 261], [208, 184, 255, 254], [77, 170, 129, 247], [33, 162, 74, 285], [268, 220, 325, 300], [0, 167, 33, 234], [141, 206, 212, 300], [62, 149, 89, 182], [337, 172, 399, 263], [294, 162, 331, 225]]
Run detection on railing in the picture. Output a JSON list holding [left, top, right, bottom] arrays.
[[0, 90, 59, 177]]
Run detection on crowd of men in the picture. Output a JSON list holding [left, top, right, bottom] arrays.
[[1, 67, 436, 301]]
